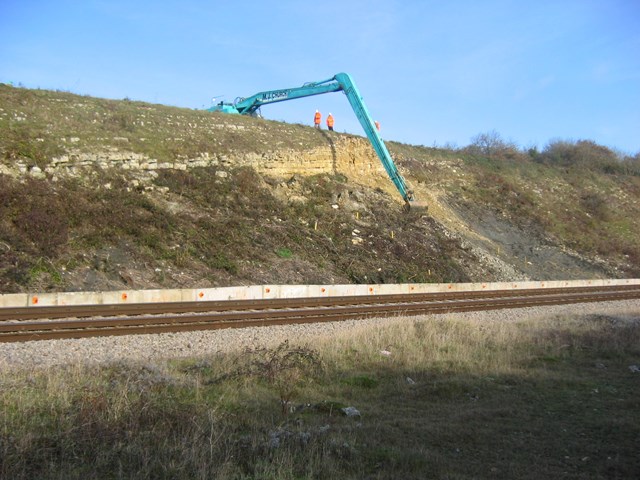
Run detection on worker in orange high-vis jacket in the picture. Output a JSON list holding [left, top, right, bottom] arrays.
[[326, 113, 334, 131], [314, 110, 321, 128]]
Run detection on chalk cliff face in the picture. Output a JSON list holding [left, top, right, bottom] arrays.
[[1, 130, 395, 199], [0, 84, 636, 293], [250, 136, 393, 194]]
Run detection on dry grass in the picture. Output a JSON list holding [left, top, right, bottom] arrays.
[[2, 309, 639, 479]]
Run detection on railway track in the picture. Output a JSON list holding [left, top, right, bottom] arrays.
[[1, 284, 639, 343]]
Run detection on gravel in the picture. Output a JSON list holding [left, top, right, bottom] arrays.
[[1, 300, 638, 371]]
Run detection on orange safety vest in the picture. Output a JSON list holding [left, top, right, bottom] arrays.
[[327, 115, 334, 127], [314, 111, 321, 124]]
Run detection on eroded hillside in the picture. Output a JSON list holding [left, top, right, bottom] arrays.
[[1, 84, 638, 293]]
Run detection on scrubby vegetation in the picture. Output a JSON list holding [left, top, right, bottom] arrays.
[[0, 84, 639, 293], [392, 131, 640, 276], [0, 166, 472, 292], [461, 136, 640, 266], [2, 312, 639, 478]]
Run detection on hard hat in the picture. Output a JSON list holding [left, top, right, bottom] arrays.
[[316, 110, 319, 112], [329, 113, 332, 115]]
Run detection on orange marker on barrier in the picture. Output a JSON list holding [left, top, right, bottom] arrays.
[[32, 296, 38, 304], [122, 292, 128, 301], [198, 292, 204, 298]]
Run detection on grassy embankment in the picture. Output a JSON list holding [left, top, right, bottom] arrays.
[[2, 84, 640, 292], [2, 310, 639, 479]]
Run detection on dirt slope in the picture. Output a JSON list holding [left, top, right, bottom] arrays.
[[0, 84, 637, 293]]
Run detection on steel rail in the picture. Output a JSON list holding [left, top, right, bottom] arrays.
[[1, 285, 638, 343]]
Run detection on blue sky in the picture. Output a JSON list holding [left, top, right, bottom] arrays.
[[1, 0, 639, 154]]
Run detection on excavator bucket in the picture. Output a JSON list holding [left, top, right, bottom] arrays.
[[405, 199, 429, 215], [404, 191, 429, 215]]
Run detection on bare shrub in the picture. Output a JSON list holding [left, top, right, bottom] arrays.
[[212, 340, 323, 414], [580, 192, 610, 221], [15, 207, 69, 257], [621, 153, 640, 176], [2, 177, 69, 256], [465, 130, 521, 160]]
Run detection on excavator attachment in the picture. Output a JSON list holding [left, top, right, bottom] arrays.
[[404, 191, 429, 214]]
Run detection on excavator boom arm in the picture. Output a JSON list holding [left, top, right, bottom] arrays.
[[208, 73, 416, 207], [234, 77, 342, 115], [332, 73, 412, 203]]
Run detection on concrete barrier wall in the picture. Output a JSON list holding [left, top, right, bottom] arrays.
[[1, 278, 639, 308]]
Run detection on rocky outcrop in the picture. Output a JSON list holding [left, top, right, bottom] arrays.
[[3, 133, 398, 198]]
